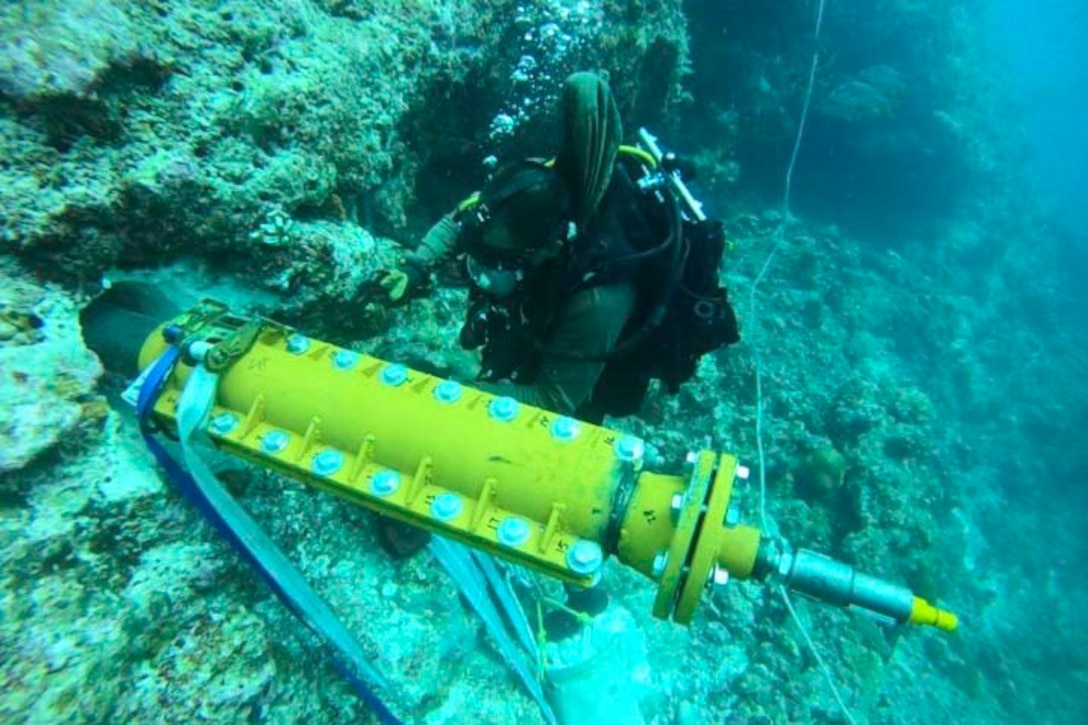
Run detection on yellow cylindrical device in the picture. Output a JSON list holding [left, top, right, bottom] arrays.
[[910, 597, 959, 631], [141, 321, 641, 584], [137, 301, 957, 630]]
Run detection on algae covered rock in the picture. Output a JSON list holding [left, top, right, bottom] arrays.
[[0, 260, 104, 474], [0, 0, 140, 100], [794, 445, 847, 500], [820, 66, 907, 123], [1, 0, 690, 285]]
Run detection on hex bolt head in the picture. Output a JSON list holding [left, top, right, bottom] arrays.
[[725, 503, 742, 527], [488, 396, 520, 422], [332, 350, 359, 370], [260, 430, 290, 454], [311, 449, 344, 476], [431, 492, 463, 521], [776, 551, 795, 579], [380, 363, 409, 387], [497, 517, 531, 547], [652, 551, 668, 578], [187, 340, 213, 363], [286, 334, 310, 355], [683, 451, 698, 471], [550, 416, 581, 442], [614, 435, 645, 462], [370, 469, 400, 496], [434, 380, 463, 404], [566, 540, 603, 575], [735, 464, 750, 481], [209, 412, 239, 436], [670, 493, 684, 514], [707, 565, 730, 593], [163, 324, 183, 343]]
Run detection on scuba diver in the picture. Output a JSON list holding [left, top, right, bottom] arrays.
[[371, 71, 741, 426], [367, 72, 743, 618]]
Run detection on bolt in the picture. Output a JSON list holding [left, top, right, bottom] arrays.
[[431, 492, 463, 521], [497, 517, 530, 546], [209, 412, 239, 436], [550, 416, 580, 441], [614, 435, 645, 462], [736, 464, 750, 481], [488, 396, 519, 422], [707, 565, 730, 593], [652, 551, 668, 578], [163, 324, 183, 343], [260, 430, 290, 454], [286, 334, 310, 355], [380, 363, 408, 387], [670, 493, 684, 514], [776, 551, 795, 579], [725, 503, 741, 527], [311, 449, 344, 476], [370, 470, 400, 496], [434, 380, 463, 404], [188, 340, 213, 363], [683, 451, 698, 471], [566, 540, 603, 575], [332, 350, 359, 370]]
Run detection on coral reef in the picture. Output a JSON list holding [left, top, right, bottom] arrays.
[[0, 0, 1084, 724], [1, 0, 689, 287]]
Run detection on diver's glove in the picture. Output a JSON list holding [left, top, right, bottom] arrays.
[[369, 257, 431, 305]]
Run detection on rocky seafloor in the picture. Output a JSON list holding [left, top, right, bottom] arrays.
[[2, 1, 1086, 724]]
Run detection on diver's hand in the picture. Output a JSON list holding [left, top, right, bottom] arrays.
[[368, 259, 430, 305], [378, 268, 411, 302]]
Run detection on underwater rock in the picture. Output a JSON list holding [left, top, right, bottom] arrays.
[[794, 445, 848, 500], [0, 261, 103, 474], [0, 0, 140, 100], [819, 65, 906, 122], [0, 0, 689, 286]]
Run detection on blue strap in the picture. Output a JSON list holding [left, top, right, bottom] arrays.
[[138, 348, 236, 542], [136, 348, 402, 724], [331, 657, 404, 724]]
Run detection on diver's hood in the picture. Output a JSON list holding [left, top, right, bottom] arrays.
[[553, 72, 623, 228]]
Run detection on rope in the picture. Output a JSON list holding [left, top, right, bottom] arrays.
[[744, 2, 857, 723], [780, 584, 857, 725], [749, 0, 826, 533]]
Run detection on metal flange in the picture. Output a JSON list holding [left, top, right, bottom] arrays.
[[673, 453, 738, 624], [652, 449, 716, 620]]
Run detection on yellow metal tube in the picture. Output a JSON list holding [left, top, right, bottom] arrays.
[[141, 323, 645, 585], [137, 302, 957, 630]]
